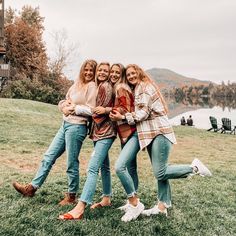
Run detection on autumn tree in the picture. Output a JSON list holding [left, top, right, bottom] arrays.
[[4, 6, 47, 78], [1, 6, 72, 104]]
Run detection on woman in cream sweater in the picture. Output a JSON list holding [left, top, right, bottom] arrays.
[[13, 59, 97, 205]]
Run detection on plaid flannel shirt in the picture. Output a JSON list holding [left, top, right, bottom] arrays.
[[90, 81, 117, 141], [125, 81, 176, 150]]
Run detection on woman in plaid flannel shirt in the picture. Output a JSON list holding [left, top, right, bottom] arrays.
[[110, 64, 212, 222]]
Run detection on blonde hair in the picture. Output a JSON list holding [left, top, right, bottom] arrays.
[[126, 64, 168, 113], [95, 62, 110, 86], [110, 63, 127, 92], [75, 59, 97, 89], [110, 63, 125, 83]]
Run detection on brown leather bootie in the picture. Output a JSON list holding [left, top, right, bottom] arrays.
[[58, 193, 77, 206], [12, 182, 37, 197]]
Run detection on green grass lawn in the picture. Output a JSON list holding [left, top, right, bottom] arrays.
[[0, 98, 235, 236]]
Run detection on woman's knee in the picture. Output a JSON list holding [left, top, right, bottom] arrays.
[[101, 164, 110, 172], [66, 168, 78, 176], [115, 162, 126, 175], [87, 162, 100, 176], [154, 168, 166, 180]]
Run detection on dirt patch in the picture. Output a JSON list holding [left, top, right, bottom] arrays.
[[0, 152, 89, 175]]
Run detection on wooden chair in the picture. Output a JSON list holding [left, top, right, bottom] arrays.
[[221, 118, 236, 135], [207, 116, 222, 132]]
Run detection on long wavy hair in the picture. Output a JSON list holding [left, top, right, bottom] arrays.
[[110, 63, 127, 91], [126, 64, 168, 113], [110, 63, 125, 84], [75, 59, 97, 89]]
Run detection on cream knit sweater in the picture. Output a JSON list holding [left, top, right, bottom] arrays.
[[58, 81, 97, 124]]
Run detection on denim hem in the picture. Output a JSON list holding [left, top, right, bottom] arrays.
[[127, 191, 137, 198], [102, 193, 112, 197], [67, 191, 77, 194], [158, 200, 172, 208], [79, 198, 92, 205], [31, 183, 39, 189]]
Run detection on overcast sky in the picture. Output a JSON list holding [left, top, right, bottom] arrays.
[[5, 0, 236, 83]]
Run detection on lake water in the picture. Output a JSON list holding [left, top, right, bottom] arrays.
[[168, 105, 236, 130]]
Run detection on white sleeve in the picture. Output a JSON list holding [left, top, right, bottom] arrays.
[[75, 105, 93, 116], [74, 82, 97, 116]]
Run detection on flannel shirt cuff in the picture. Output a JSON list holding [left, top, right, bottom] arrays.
[[125, 112, 135, 125]]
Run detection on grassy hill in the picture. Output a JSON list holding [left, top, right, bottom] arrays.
[[0, 98, 235, 236], [146, 68, 212, 90]]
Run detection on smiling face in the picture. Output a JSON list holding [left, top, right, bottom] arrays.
[[109, 65, 121, 84], [97, 64, 110, 82], [126, 66, 139, 86], [83, 63, 95, 82]]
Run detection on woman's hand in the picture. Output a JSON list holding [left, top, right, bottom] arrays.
[[109, 110, 123, 121], [62, 104, 75, 116], [94, 106, 106, 115]]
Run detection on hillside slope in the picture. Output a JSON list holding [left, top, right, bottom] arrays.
[[0, 98, 63, 171], [146, 68, 212, 90]]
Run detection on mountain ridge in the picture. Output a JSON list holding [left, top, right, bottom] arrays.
[[146, 68, 213, 90]]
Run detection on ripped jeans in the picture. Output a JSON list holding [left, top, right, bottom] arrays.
[[115, 132, 140, 197], [147, 135, 193, 207], [31, 121, 87, 193], [79, 138, 114, 204]]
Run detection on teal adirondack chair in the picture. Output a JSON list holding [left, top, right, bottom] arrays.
[[221, 118, 236, 135], [207, 116, 222, 132]]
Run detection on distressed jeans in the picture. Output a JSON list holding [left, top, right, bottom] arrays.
[[80, 138, 114, 204], [115, 132, 140, 197], [31, 121, 87, 193], [121, 140, 139, 192], [147, 135, 193, 207]]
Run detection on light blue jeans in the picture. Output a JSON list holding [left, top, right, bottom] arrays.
[[79, 138, 114, 204], [121, 139, 139, 192], [147, 135, 193, 207], [115, 132, 140, 197], [97, 136, 139, 199], [31, 121, 87, 193], [100, 152, 112, 197]]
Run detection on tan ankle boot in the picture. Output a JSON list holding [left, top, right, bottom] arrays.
[[12, 182, 37, 197], [58, 193, 77, 206]]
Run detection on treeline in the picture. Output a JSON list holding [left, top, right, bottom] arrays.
[[173, 82, 236, 100], [0, 6, 73, 104], [171, 82, 236, 109], [170, 95, 236, 110]]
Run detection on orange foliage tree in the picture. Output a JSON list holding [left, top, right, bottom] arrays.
[[1, 6, 72, 104]]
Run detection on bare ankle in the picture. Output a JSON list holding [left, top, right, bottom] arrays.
[[101, 196, 111, 205], [157, 202, 166, 211], [128, 196, 138, 206], [74, 201, 86, 213]]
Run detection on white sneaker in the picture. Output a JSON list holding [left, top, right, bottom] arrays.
[[117, 200, 129, 212], [121, 201, 145, 222], [118, 198, 140, 212], [142, 205, 167, 217], [191, 158, 212, 177]]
